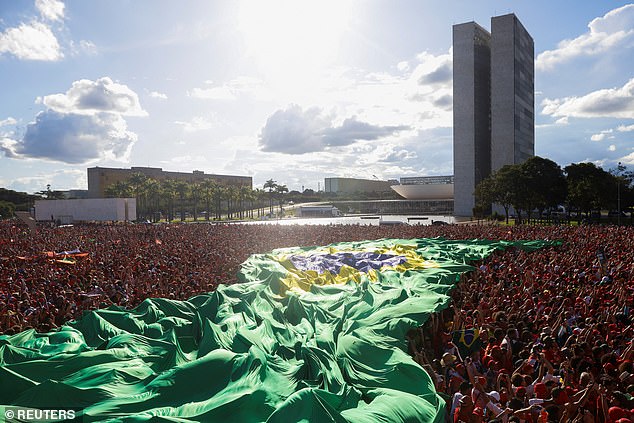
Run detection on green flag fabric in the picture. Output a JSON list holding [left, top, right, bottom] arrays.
[[0, 238, 557, 422]]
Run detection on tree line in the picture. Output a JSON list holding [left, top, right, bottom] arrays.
[[0, 187, 41, 218], [474, 156, 634, 224], [104, 174, 291, 222]]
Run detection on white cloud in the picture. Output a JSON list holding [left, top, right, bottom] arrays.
[[228, 127, 452, 189], [0, 117, 17, 127], [405, 51, 454, 125], [0, 138, 20, 159], [36, 0, 65, 21], [397, 61, 409, 72], [414, 51, 453, 86], [590, 129, 613, 141], [541, 78, 634, 119], [556, 117, 569, 125], [258, 104, 408, 154], [188, 77, 267, 101], [536, 4, 634, 71], [4, 168, 86, 193], [307, 50, 454, 133], [42, 77, 147, 117], [378, 147, 418, 163], [0, 21, 62, 61], [620, 151, 634, 165], [258, 105, 335, 154], [189, 86, 236, 100], [0, 111, 137, 164], [609, 144, 617, 151], [159, 155, 207, 166], [0, 2, 95, 61], [536, 116, 570, 129], [618, 124, 634, 132], [69, 39, 97, 56], [149, 91, 168, 100], [174, 116, 214, 132], [0, 77, 145, 164]]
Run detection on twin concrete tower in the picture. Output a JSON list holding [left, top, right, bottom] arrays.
[[452, 14, 534, 217]]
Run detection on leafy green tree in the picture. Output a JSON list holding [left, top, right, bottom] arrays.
[[520, 156, 566, 223], [619, 166, 634, 223], [565, 162, 613, 219], [475, 164, 524, 224], [498, 165, 526, 223], [0, 201, 15, 219], [474, 174, 496, 219], [494, 165, 524, 224], [0, 188, 38, 211], [104, 180, 133, 198]]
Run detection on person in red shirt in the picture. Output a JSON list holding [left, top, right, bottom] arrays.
[[541, 336, 561, 366], [454, 394, 475, 423]]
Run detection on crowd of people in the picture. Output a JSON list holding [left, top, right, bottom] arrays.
[[407, 224, 634, 422], [1, 219, 633, 422]]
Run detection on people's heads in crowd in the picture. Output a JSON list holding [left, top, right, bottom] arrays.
[[2, 218, 634, 422]]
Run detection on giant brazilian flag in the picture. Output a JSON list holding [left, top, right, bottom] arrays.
[[0, 238, 556, 422]]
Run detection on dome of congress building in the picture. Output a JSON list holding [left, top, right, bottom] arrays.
[[390, 176, 454, 200]]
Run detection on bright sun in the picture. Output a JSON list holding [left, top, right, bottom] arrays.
[[238, 0, 352, 78]]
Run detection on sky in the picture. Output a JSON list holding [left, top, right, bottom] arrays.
[[1, 0, 633, 194]]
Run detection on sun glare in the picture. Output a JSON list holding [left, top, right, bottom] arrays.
[[238, 0, 352, 79]]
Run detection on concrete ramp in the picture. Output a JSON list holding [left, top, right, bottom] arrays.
[[15, 211, 38, 233]]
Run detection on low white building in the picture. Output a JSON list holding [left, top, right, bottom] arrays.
[[35, 198, 136, 223]]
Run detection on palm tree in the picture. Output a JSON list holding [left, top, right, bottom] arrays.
[[244, 187, 257, 218], [144, 178, 162, 222], [275, 184, 288, 216], [212, 185, 226, 220], [227, 186, 240, 219], [174, 180, 190, 221], [128, 173, 148, 219], [190, 181, 202, 221], [263, 179, 277, 216], [200, 179, 217, 221], [161, 179, 178, 222], [238, 185, 252, 219], [253, 188, 266, 217]]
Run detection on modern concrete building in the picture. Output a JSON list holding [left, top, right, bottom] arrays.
[[453, 22, 492, 217], [453, 14, 534, 217], [324, 177, 397, 195], [87, 167, 252, 198], [491, 14, 535, 172], [390, 176, 454, 200]]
